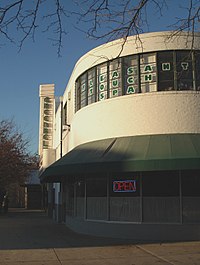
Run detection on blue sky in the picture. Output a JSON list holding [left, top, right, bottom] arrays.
[[0, 0, 193, 154]]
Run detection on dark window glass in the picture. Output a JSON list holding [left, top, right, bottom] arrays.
[[75, 80, 81, 111], [158, 51, 174, 91], [182, 171, 200, 223], [75, 177, 85, 218], [195, 51, 200, 91], [142, 171, 180, 223], [142, 171, 179, 196], [66, 182, 75, 216], [63, 103, 67, 125], [86, 177, 107, 220], [182, 171, 200, 196], [176, 51, 193, 90]]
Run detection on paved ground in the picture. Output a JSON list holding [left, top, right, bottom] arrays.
[[0, 209, 200, 265]]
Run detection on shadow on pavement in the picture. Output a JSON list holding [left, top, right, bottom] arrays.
[[0, 209, 134, 250]]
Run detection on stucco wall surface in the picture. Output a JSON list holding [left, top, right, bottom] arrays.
[[68, 91, 200, 150]]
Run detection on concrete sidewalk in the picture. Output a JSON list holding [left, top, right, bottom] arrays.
[[0, 209, 200, 265]]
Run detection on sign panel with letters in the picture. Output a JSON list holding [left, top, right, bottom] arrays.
[[113, 180, 136, 193]]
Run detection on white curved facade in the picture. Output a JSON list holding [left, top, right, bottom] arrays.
[[71, 91, 200, 148], [39, 31, 200, 241], [60, 31, 200, 152]]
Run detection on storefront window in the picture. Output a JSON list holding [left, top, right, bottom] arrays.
[[66, 181, 75, 216], [124, 56, 139, 94], [97, 63, 108, 101], [109, 59, 122, 98], [182, 171, 200, 223], [142, 171, 180, 223], [86, 177, 107, 220], [75, 177, 85, 218], [158, 51, 174, 91], [109, 175, 141, 222]]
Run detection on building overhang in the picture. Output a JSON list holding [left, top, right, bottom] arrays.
[[40, 134, 200, 183]]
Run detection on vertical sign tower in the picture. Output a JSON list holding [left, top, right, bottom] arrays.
[[39, 84, 55, 159]]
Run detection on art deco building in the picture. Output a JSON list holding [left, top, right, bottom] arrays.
[[39, 31, 200, 241]]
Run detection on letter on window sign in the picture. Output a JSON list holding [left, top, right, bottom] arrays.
[[127, 76, 135, 84], [181, 62, 189, 70], [127, 67, 134, 75], [112, 80, 119, 87], [113, 180, 136, 192], [44, 97, 51, 103], [112, 89, 118, 96], [126, 86, 135, 94], [44, 103, 52, 109], [144, 65, 153, 72], [89, 80, 93, 87], [112, 71, 119, 79], [99, 74, 106, 82], [99, 83, 105, 91], [88, 88, 93, 95], [99, 92, 105, 100], [162, 63, 171, 71], [81, 83, 86, 92], [144, 74, 152, 81]]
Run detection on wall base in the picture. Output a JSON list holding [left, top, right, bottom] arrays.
[[65, 216, 200, 242]]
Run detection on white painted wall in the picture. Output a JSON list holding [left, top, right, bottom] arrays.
[[68, 91, 200, 149]]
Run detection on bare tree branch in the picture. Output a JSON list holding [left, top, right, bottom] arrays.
[[0, 1, 199, 55]]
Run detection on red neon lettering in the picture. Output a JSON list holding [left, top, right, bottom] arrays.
[[113, 180, 136, 192]]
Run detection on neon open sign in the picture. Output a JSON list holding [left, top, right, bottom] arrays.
[[113, 180, 136, 193]]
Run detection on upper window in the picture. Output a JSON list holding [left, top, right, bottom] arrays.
[[88, 68, 96, 104], [158, 51, 174, 91], [97, 63, 108, 101], [140, 53, 157, 93], [109, 59, 122, 98], [123, 56, 139, 94], [75, 50, 200, 112], [195, 52, 200, 91], [176, 51, 193, 91]]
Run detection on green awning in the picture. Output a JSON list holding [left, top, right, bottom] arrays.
[[40, 134, 200, 183]]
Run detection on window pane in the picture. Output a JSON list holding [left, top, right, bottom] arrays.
[[158, 51, 174, 91], [88, 68, 96, 104], [75, 80, 81, 111], [75, 178, 85, 218], [142, 171, 180, 223], [124, 56, 139, 94], [80, 73, 87, 108], [97, 63, 108, 101], [66, 182, 74, 216], [109, 59, 122, 98], [176, 51, 194, 90], [140, 53, 157, 92], [182, 171, 200, 223], [109, 175, 141, 222], [86, 177, 107, 220], [195, 51, 200, 91]]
